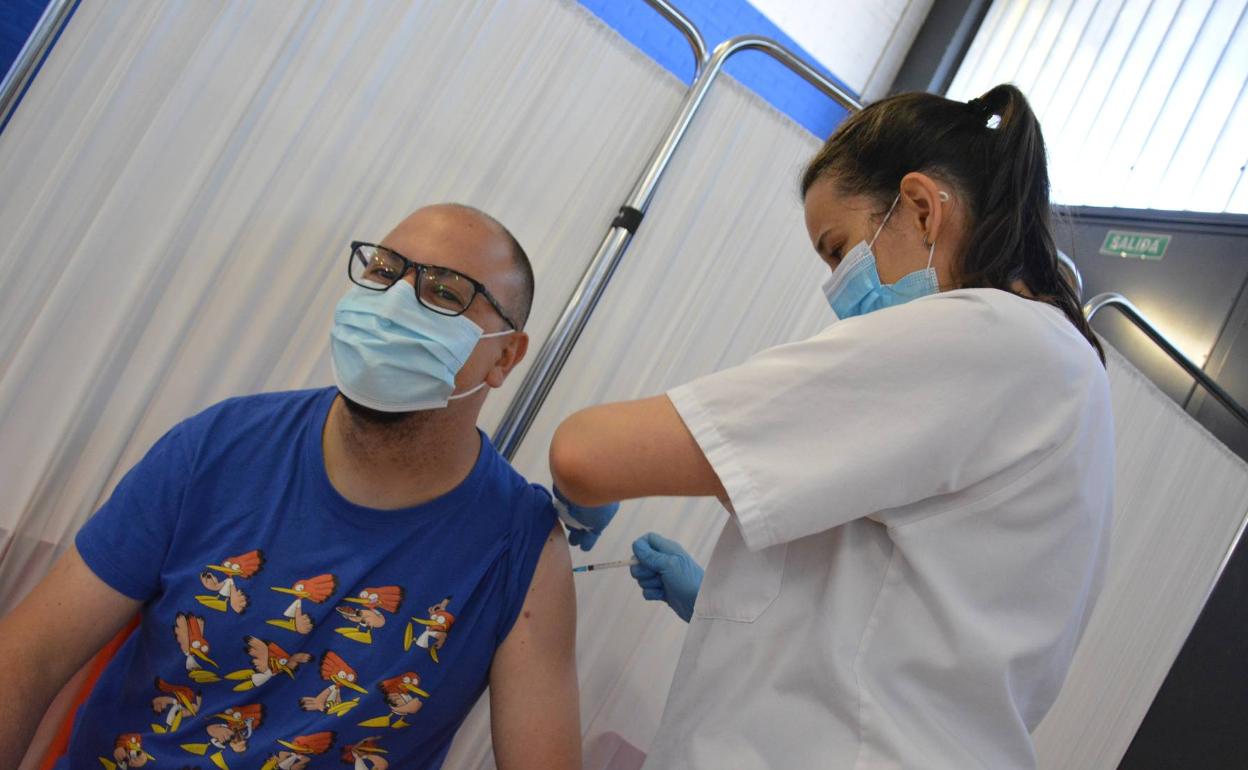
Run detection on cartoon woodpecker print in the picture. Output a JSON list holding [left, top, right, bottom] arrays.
[[300, 650, 367, 717], [404, 596, 455, 663], [268, 573, 337, 634], [98, 733, 154, 770], [151, 676, 202, 734], [225, 635, 311, 691], [181, 704, 264, 770], [335, 585, 404, 644], [260, 731, 336, 770], [174, 612, 220, 683], [358, 671, 428, 729], [196, 550, 264, 614], [340, 737, 388, 770]]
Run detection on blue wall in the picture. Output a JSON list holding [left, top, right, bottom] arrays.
[[578, 0, 854, 139], [0, 0, 51, 79]]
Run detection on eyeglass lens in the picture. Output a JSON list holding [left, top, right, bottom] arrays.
[[349, 244, 476, 317]]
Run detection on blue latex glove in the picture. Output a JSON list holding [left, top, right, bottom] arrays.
[[552, 485, 619, 552], [631, 532, 704, 622]]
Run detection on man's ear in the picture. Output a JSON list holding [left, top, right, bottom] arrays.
[[486, 332, 529, 388]]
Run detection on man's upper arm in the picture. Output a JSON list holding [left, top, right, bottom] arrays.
[[1, 544, 140, 680], [489, 524, 581, 770], [0, 545, 141, 757]]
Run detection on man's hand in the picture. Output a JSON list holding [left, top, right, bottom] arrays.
[[489, 525, 581, 769], [0, 545, 140, 762]]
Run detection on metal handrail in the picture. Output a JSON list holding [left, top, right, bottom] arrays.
[[493, 31, 861, 459], [1087, 292, 1248, 621], [1085, 292, 1248, 429], [0, 0, 76, 131], [1056, 250, 1083, 300]]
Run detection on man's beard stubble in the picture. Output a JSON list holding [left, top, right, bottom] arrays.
[[340, 394, 422, 426]]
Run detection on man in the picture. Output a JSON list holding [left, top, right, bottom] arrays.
[[0, 205, 580, 769]]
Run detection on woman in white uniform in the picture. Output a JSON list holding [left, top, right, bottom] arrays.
[[550, 84, 1114, 769]]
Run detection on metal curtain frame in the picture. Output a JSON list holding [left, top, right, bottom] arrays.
[[493, 7, 863, 459], [0, 0, 77, 131], [1084, 292, 1248, 429], [1086, 292, 1248, 619]]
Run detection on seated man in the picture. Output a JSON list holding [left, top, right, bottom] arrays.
[[0, 204, 580, 770]]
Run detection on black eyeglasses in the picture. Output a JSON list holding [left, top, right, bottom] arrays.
[[348, 241, 517, 331]]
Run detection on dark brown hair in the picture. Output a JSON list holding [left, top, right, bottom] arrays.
[[801, 84, 1104, 363]]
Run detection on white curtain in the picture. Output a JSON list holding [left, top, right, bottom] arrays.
[[1033, 344, 1248, 769], [0, 0, 827, 765]]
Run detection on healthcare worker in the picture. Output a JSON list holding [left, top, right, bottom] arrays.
[[549, 84, 1114, 769]]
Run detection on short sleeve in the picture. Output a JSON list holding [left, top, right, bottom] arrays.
[[495, 483, 559, 644], [75, 422, 193, 601], [668, 292, 1087, 551]]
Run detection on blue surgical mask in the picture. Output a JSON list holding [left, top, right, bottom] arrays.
[[821, 193, 941, 320], [330, 283, 511, 412]]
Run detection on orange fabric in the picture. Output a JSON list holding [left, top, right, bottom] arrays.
[[38, 616, 139, 770]]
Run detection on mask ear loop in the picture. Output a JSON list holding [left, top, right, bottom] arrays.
[[870, 194, 902, 248], [448, 381, 488, 401], [447, 328, 515, 401], [924, 190, 951, 272]]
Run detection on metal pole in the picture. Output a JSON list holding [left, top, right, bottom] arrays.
[[0, 0, 77, 131], [1085, 292, 1248, 429], [494, 31, 861, 459]]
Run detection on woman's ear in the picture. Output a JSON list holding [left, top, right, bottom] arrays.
[[898, 172, 948, 246]]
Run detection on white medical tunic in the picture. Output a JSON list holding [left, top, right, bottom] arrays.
[[646, 289, 1114, 770]]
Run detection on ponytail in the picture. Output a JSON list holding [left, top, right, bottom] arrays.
[[960, 85, 1104, 363], [801, 84, 1105, 363]]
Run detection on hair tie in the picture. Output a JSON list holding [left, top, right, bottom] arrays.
[[967, 97, 989, 116]]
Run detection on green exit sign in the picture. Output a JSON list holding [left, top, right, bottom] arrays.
[[1099, 230, 1171, 261]]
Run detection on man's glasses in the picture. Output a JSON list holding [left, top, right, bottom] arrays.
[[348, 241, 517, 330]]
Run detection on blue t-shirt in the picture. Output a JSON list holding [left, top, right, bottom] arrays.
[[67, 387, 557, 770]]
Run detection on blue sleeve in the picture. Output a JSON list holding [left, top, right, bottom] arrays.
[[75, 421, 193, 601], [495, 483, 560, 645]]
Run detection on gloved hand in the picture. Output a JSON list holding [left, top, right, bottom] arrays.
[[631, 532, 704, 622], [552, 485, 619, 552]]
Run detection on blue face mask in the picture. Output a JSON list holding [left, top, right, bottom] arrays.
[[821, 193, 942, 320], [330, 283, 511, 412]]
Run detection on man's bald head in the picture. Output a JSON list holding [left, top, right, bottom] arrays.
[[451, 204, 534, 330], [381, 203, 534, 330]]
